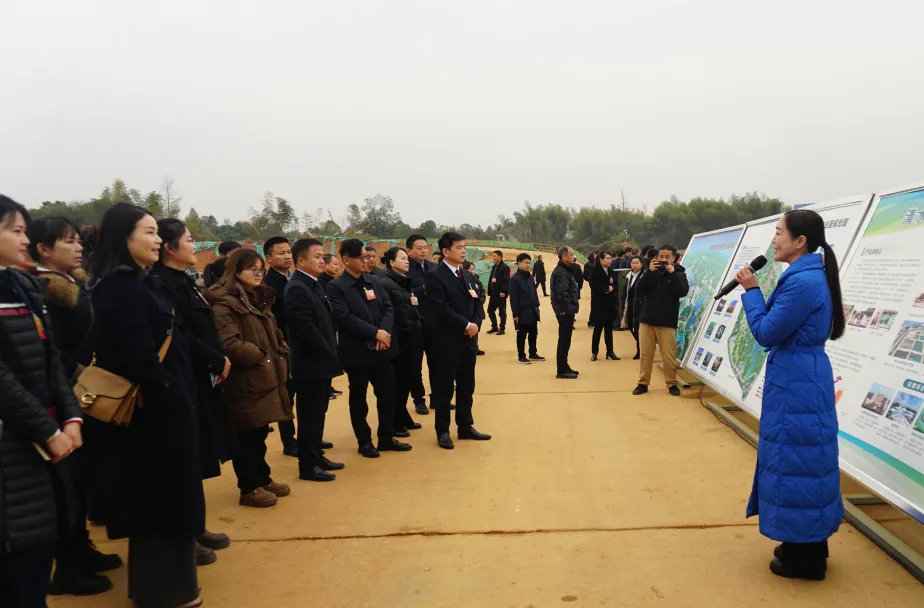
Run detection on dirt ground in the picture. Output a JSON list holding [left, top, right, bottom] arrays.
[[51, 292, 924, 607]]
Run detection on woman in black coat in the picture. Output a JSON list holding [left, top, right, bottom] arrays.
[[623, 256, 645, 359], [589, 252, 619, 361], [0, 197, 85, 607], [88, 203, 205, 608], [378, 247, 423, 436], [153, 219, 239, 565]]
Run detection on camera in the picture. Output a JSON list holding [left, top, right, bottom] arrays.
[[659, 261, 668, 272]]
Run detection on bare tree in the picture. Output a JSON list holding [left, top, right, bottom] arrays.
[[161, 176, 183, 219]]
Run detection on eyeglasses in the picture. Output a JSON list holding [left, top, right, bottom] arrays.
[[248, 268, 266, 276]]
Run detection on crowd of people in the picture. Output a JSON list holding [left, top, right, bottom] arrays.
[[0, 190, 844, 608]]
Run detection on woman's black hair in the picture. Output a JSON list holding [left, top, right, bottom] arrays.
[[26, 216, 80, 262], [89, 202, 154, 278], [157, 218, 187, 262], [782, 209, 845, 340], [0, 194, 30, 227], [381, 246, 406, 269]]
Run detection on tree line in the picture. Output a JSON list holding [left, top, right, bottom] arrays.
[[28, 178, 788, 250]]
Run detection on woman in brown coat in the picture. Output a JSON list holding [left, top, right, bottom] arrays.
[[206, 248, 293, 508]]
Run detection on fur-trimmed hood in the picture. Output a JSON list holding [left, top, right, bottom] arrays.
[[18, 263, 89, 310]]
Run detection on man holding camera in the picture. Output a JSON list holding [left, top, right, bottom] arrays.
[[633, 244, 689, 396]]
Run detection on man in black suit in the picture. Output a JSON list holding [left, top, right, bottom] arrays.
[[551, 246, 581, 379], [533, 254, 547, 296], [284, 239, 345, 482], [420, 232, 492, 449], [463, 261, 486, 356], [262, 236, 302, 456], [486, 250, 510, 335], [509, 253, 544, 364], [327, 239, 412, 458], [405, 234, 437, 415]]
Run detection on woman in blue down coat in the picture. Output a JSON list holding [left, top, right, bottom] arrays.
[[735, 209, 845, 581]]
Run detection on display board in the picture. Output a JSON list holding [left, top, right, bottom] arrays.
[[683, 195, 873, 413], [675, 226, 745, 366], [826, 184, 924, 523]]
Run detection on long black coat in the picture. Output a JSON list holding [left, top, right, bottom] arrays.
[[590, 263, 617, 325], [532, 259, 546, 282], [284, 271, 343, 381], [0, 269, 82, 552], [407, 258, 436, 298], [327, 272, 396, 368], [88, 267, 205, 540], [420, 263, 484, 354], [624, 270, 644, 330], [151, 263, 238, 480], [509, 270, 540, 325]]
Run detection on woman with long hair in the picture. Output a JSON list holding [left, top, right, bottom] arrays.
[[152, 219, 238, 565], [736, 209, 845, 581], [378, 247, 423, 436], [206, 248, 293, 509], [87, 202, 205, 607], [589, 252, 619, 361], [24, 216, 121, 596]]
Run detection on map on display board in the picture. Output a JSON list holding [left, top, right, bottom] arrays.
[[826, 185, 924, 521], [683, 195, 873, 415], [674, 226, 745, 365]]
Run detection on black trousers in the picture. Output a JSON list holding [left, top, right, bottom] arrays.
[[537, 279, 547, 296], [346, 359, 396, 445], [516, 322, 538, 358], [232, 426, 272, 494], [556, 313, 575, 373], [392, 333, 421, 430], [278, 379, 297, 447], [0, 541, 54, 608], [487, 296, 507, 331], [630, 322, 640, 356], [425, 334, 476, 435], [295, 378, 331, 471], [592, 322, 614, 355], [50, 453, 90, 578], [410, 337, 427, 403]]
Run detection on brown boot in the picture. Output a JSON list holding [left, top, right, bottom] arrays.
[[263, 481, 291, 497], [239, 488, 277, 508]]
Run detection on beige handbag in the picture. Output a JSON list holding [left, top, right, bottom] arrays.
[[73, 332, 173, 426]]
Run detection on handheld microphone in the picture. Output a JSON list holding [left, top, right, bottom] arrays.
[[713, 255, 767, 300]]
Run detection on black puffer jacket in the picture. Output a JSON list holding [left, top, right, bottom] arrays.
[[637, 262, 690, 329], [550, 262, 580, 317], [0, 268, 82, 552], [379, 269, 421, 344]]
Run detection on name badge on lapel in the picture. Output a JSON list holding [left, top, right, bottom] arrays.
[[410, 295, 419, 306], [364, 288, 376, 301], [491, 278, 497, 283], [469, 288, 479, 299], [609, 278, 614, 285]]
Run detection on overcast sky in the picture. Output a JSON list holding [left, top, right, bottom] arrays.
[[2, 0, 922, 228]]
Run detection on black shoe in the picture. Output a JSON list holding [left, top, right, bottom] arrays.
[[587, 322, 594, 328], [497, 330, 506, 336], [606, 352, 620, 361], [48, 569, 113, 596], [477, 350, 486, 356], [415, 400, 429, 415], [769, 557, 826, 581], [458, 427, 492, 440], [282, 443, 299, 457], [438, 432, 455, 450], [74, 531, 122, 572], [450, 403, 456, 410], [529, 354, 546, 361], [196, 541, 217, 566], [669, 385, 681, 396], [300, 466, 336, 482], [556, 372, 579, 379], [358, 443, 380, 458], [330, 388, 343, 396], [407, 422, 422, 430], [591, 353, 598, 361], [632, 384, 648, 395], [329, 393, 337, 400], [320, 456, 345, 471], [320, 440, 334, 450], [632, 353, 640, 360], [378, 438, 413, 452], [394, 429, 411, 438], [568, 368, 580, 376], [487, 328, 498, 334], [197, 530, 231, 551], [518, 356, 531, 364]]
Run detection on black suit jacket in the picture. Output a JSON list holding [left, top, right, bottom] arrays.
[[284, 272, 343, 381], [326, 272, 396, 368], [487, 262, 510, 297], [509, 270, 540, 324], [407, 258, 437, 298], [263, 268, 291, 340], [420, 264, 484, 352]]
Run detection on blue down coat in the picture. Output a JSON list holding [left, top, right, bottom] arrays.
[[740, 253, 843, 543]]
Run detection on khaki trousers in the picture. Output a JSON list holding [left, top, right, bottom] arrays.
[[638, 323, 678, 387]]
